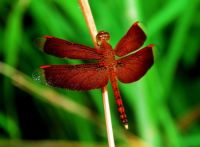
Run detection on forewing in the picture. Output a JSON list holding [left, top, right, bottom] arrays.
[[40, 63, 109, 90], [39, 36, 102, 60], [114, 22, 146, 57], [116, 45, 154, 83]]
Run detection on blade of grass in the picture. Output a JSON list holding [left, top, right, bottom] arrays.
[[182, 30, 200, 67], [147, 0, 189, 36], [163, 0, 198, 97], [2, 0, 29, 138], [0, 112, 20, 139], [153, 0, 198, 146]]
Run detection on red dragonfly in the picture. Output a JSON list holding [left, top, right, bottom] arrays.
[[40, 22, 154, 129]]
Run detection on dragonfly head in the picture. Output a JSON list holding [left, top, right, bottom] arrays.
[[96, 31, 110, 45]]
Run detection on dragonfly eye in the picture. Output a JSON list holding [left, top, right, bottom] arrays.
[[96, 31, 110, 45]]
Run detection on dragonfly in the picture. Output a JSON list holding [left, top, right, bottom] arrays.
[[39, 22, 154, 129]]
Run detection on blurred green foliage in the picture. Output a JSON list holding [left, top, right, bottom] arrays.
[[0, 0, 200, 146]]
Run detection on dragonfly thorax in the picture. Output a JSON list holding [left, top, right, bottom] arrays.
[[99, 41, 116, 68]]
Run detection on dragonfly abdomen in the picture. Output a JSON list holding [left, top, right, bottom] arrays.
[[109, 70, 128, 129]]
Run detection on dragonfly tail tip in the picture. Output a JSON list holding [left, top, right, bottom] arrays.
[[124, 124, 128, 130]]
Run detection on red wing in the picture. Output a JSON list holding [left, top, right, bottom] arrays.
[[114, 22, 146, 57], [40, 63, 109, 90], [39, 36, 103, 60], [116, 45, 154, 83]]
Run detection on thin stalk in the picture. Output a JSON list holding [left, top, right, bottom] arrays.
[[78, 0, 115, 146], [78, 0, 97, 47]]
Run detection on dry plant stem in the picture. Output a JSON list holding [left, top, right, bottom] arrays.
[[78, 0, 97, 47], [78, 0, 115, 147], [102, 86, 115, 147]]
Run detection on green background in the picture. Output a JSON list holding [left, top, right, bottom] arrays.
[[0, 0, 200, 146]]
